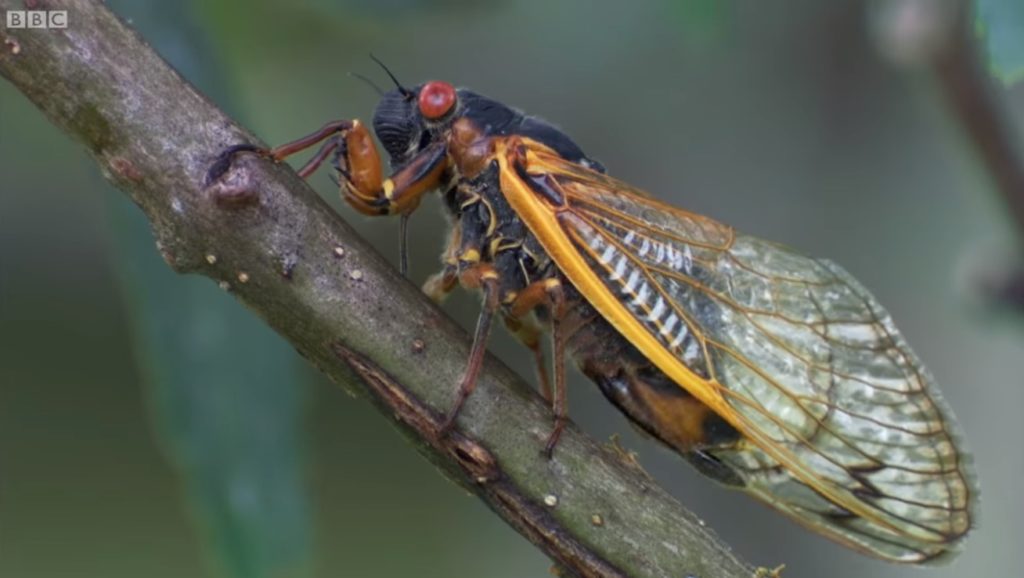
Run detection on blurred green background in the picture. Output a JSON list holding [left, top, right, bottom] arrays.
[[2, 1, 1023, 577]]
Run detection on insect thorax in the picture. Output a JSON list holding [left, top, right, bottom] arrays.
[[442, 159, 742, 465]]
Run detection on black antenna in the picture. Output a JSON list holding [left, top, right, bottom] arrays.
[[348, 71, 384, 96], [369, 53, 413, 100]]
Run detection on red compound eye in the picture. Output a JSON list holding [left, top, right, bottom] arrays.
[[418, 81, 457, 119]]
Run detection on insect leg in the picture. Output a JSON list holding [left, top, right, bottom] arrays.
[[506, 277, 568, 457], [210, 120, 448, 220], [206, 120, 352, 184], [436, 189, 496, 434], [264, 120, 352, 161], [339, 130, 448, 217], [545, 280, 568, 458], [438, 263, 500, 434], [422, 218, 463, 303], [423, 265, 458, 303], [398, 214, 411, 276], [296, 137, 341, 178]]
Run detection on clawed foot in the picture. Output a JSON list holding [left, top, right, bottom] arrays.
[[542, 417, 566, 459], [439, 385, 567, 462], [205, 143, 267, 186], [437, 387, 471, 437]]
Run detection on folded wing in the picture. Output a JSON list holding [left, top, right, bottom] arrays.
[[501, 141, 978, 564]]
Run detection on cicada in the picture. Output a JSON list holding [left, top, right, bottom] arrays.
[[210, 66, 978, 564]]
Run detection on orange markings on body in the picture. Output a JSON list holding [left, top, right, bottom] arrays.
[[629, 384, 721, 451], [448, 118, 494, 179]]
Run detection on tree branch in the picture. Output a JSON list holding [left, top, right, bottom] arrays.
[[0, 2, 754, 577], [932, 8, 1024, 312], [932, 6, 1024, 240], [922, 1, 1024, 311]]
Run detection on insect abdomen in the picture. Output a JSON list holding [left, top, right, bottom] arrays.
[[562, 295, 741, 458]]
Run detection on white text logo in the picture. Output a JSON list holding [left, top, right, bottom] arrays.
[[6, 10, 69, 29]]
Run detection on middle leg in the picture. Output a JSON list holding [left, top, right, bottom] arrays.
[[506, 277, 568, 457]]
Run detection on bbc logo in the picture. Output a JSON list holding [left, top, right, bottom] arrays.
[[6, 10, 68, 29]]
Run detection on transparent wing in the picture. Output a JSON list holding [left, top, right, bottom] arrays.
[[508, 143, 978, 564]]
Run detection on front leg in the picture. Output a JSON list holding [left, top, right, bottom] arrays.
[[334, 122, 449, 217], [331, 121, 447, 275], [207, 120, 450, 275], [208, 120, 450, 217]]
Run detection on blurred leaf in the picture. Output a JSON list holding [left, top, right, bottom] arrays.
[[105, 2, 312, 577], [976, 0, 1024, 84]]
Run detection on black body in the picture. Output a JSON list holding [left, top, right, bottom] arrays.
[[369, 84, 743, 484]]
